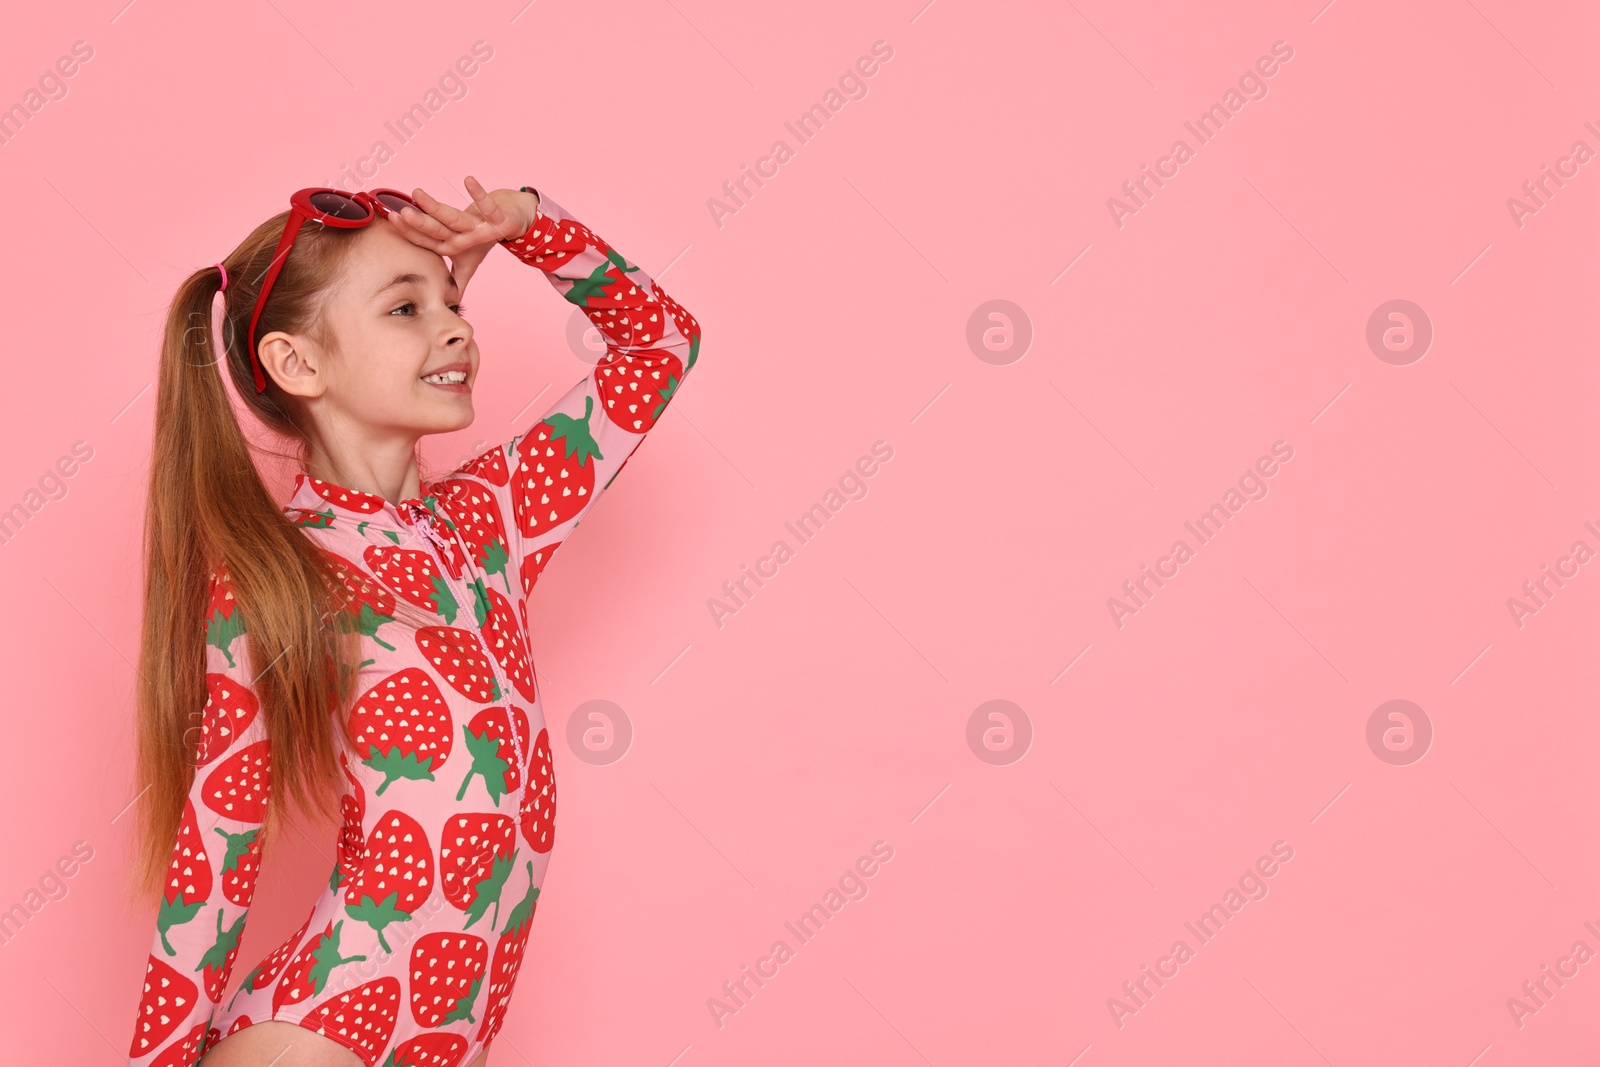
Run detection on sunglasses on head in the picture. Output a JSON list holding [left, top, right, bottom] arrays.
[[245, 187, 420, 392]]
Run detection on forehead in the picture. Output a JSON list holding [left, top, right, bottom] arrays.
[[335, 220, 452, 295]]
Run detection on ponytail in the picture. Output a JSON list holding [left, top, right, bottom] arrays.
[[132, 214, 366, 894]]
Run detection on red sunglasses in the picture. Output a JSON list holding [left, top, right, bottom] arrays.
[[245, 187, 420, 392]]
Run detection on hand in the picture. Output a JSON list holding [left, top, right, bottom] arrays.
[[386, 175, 539, 294]]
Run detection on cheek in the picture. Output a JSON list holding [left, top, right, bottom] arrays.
[[329, 330, 424, 407]]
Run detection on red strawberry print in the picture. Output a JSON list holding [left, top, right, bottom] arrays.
[[213, 825, 262, 906], [345, 811, 434, 952], [518, 729, 557, 854], [301, 976, 401, 1066], [231, 914, 310, 1006], [333, 752, 367, 891], [204, 563, 246, 669], [197, 907, 247, 1002], [306, 474, 386, 514], [594, 346, 690, 434], [226, 1015, 252, 1034], [472, 584, 536, 703], [364, 545, 460, 624], [200, 739, 271, 821], [323, 549, 399, 652], [519, 540, 561, 596], [511, 398, 601, 540], [657, 284, 702, 359], [552, 242, 639, 313], [194, 671, 259, 766], [147, 1021, 209, 1067], [408, 931, 488, 1027], [348, 668, 455, 794], [130, 955, 199, 1057], [431, 478, 513, 594], [457, 443, 510, 487], [456, 706, 530, 804], [416, 627, 502, 703], [289, 506, 336, 528], [156, 801, 211, 954], [384, 1032, 468, 1067], [476, 863, 540, 1044], [439, 813, 519, 931], [272, 919, 368, 1013], [508, 214, 613, 272]]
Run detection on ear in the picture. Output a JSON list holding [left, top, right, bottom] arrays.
[[257, 331, 326, 398]]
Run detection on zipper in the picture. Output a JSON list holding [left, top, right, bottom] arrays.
[[400, 502, 529, 789]]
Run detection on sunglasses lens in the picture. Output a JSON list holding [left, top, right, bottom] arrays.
[[374, 192, 416, 215], [308, 191, 371, 220]]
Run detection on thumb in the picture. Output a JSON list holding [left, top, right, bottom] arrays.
[[449, 242, 494, 296]]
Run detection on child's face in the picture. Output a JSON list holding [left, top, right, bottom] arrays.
[[287, 219, 479, 439]]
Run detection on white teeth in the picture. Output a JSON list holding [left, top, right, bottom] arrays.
[[422, 370, 468, 385]]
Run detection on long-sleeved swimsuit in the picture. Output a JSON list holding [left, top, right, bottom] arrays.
[[128, 189, 700, 1067]]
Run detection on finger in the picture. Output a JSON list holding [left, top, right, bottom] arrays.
[[464, 176, 501, 218], [385, 209, 452, 253], [465, 177, 526, 240], [410, 187, 481, 235], [395, 203, 459, 242], [396, 197, 453, 235]]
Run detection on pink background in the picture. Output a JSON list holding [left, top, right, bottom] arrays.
[[2, 1, 1598, 1063]]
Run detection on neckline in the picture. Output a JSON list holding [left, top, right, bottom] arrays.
[[286, 470, 439, 527]]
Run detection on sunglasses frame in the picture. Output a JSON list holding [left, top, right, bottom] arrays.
[[245, 187, 419, 392]]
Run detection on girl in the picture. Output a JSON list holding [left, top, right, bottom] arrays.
[[126, 177, 700, 1066]]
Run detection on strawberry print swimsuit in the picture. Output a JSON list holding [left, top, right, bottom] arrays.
[[128, 190, 701, 1067]]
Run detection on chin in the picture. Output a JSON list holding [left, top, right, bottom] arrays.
[[420, 403, 475, 435]]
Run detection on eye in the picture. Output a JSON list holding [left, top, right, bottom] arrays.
[[452, 303, 468, 318], [390, 301, 416, 317]]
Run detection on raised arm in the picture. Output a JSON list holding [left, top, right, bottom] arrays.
[[436, 188, 702, 600], [129, 562, 270, 1065]]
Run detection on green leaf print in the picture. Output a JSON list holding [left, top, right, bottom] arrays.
[[456, 726, 512, 805], [463, 849, 519, 933], [346, 891, 412, 954]]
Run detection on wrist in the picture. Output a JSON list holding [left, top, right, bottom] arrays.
[[502, 187, 541, 244]]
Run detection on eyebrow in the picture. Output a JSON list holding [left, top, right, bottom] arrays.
[[373, 271, 459, 299]]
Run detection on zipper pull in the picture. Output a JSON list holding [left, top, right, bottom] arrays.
[[405, 503, 465, 578]]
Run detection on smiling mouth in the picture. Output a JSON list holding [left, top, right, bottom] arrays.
[[421, 370, 469, 385]]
